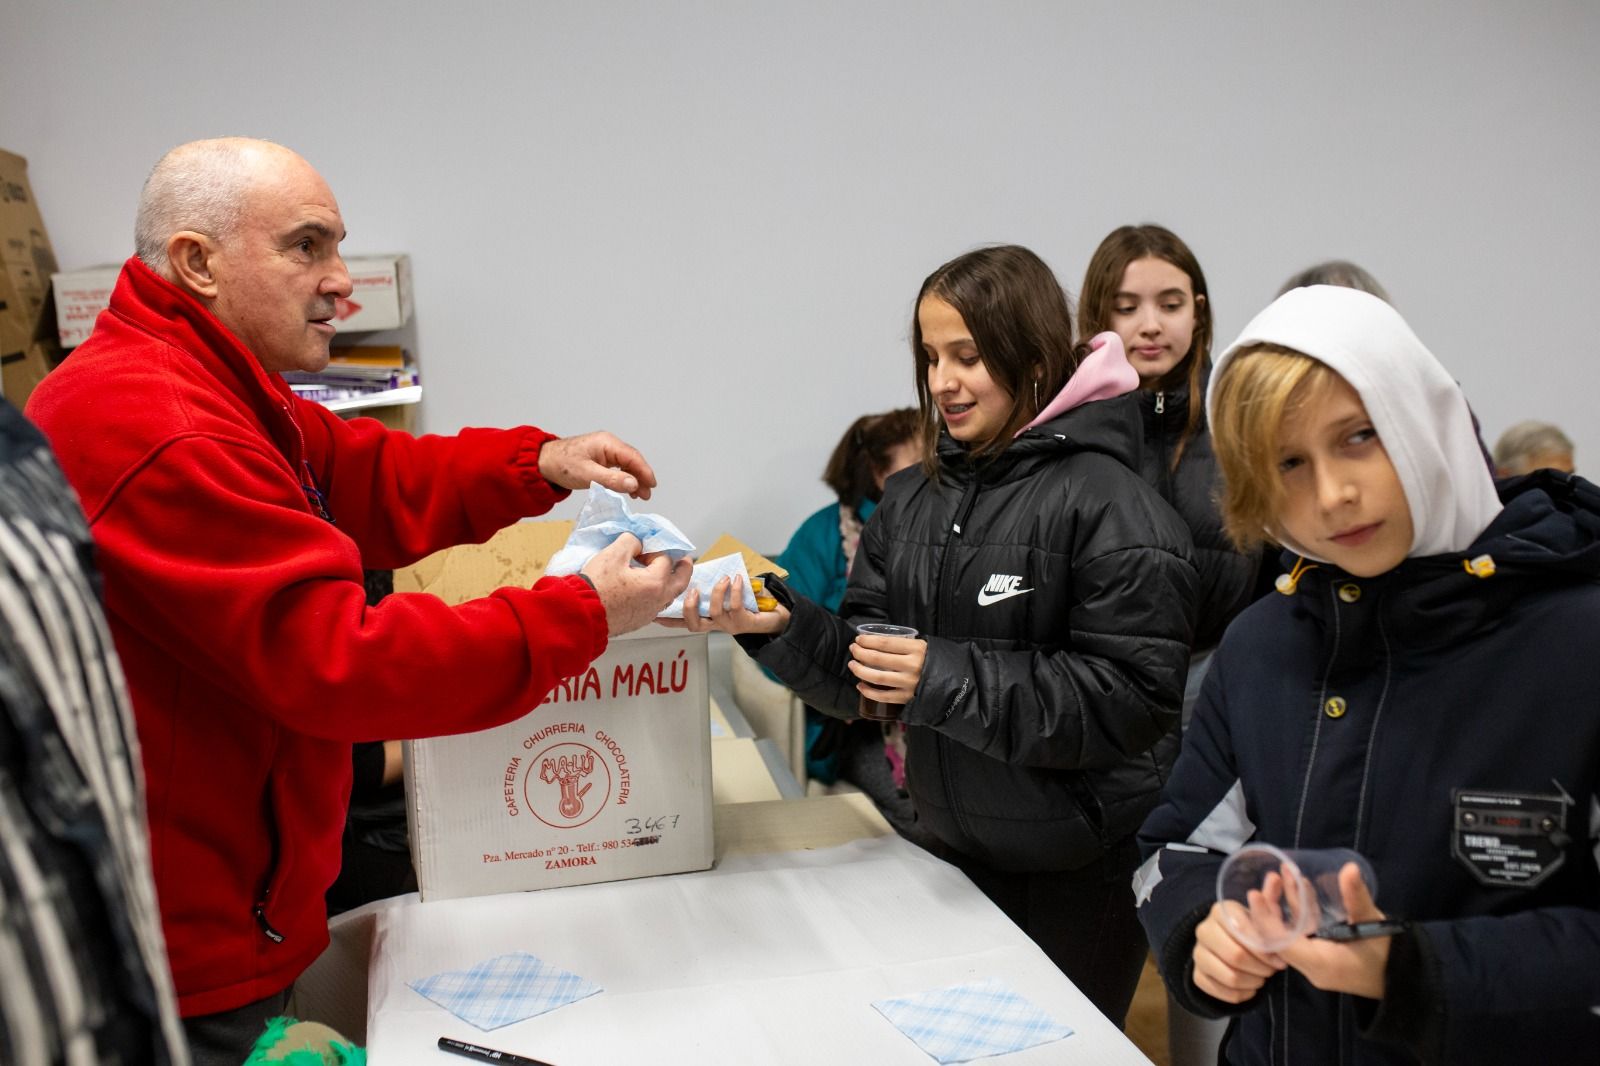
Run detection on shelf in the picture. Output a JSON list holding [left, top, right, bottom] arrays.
[[319, 385, 422, 413]]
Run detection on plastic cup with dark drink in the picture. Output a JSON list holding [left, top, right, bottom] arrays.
[[853, 622, 919, 721]]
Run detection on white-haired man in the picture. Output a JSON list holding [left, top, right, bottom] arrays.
[[1493, 420, 1576, 477], [26, 138, 690, 1064]]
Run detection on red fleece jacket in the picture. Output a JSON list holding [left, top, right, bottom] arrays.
[[26, 257, 609, 1016]]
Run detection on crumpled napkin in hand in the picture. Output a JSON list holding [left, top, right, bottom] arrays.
[[657, 551, 760, 618], [871, 977, 1074, 1063], [545, 483, 696, 576], [408, 951, 602, 1031]]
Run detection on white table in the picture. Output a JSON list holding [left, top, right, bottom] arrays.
[[355, 796, 1154, 1065]]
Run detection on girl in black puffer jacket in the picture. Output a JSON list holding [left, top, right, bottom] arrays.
[[1079, 225, 1268, 1063], [678, 245, 1198, 1027], [1080, 225, 1265, 668]]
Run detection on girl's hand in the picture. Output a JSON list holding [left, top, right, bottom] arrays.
[[1192, 903, 1287, 1004], [847, 632, 926, 705], [660, 575, 790, 636], [1278, 862, 1393, 1000], [1231, 868, 1304, 954]]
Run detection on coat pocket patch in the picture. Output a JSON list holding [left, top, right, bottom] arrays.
[[1451, 788, 1569, 889]]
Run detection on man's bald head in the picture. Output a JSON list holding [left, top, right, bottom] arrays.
[[133, 138, 350, 375], [134, 138, 303, 275]]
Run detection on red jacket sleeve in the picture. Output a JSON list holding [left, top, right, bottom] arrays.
[[89, 429, 608, 743], [295, 400, 570, 569]]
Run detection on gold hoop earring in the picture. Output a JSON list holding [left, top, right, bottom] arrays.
[[1033, 379, 1041, 411]]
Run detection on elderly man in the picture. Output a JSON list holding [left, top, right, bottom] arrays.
[[26, 138, 690, 1064], [1493, 420, 1576, 477]]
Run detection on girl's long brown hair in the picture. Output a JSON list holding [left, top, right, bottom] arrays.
[[1078, 224, 1213, 469], [911, 245, 1083, 475]]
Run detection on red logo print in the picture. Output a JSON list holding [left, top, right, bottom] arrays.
[[524, 741, 612, 829]]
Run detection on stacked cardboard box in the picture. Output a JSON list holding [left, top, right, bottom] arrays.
[[0, 149, 63, 407]]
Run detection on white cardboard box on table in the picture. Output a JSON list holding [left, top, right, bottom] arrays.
[[394, 521, 714, 901]]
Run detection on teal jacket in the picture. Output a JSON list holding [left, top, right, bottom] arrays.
[[776, 499, 876, 614]]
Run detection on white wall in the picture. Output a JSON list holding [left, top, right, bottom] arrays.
[[4, 1, 1596, 551]]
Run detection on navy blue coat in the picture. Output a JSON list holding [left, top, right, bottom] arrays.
[[1135, 471, 1600, 1064]]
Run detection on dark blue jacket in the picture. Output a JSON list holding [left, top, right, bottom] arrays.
[[1135, 471, 1600, 1064]]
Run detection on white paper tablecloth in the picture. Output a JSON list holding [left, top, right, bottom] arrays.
[[364, 833, 1153, 1065]]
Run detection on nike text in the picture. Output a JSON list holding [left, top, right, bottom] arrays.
[[976, 574, 1033, 607]]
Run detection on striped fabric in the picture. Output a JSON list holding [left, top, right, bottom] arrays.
[[0, 399, 188, 1064], [871, 977, 1073, 1063]]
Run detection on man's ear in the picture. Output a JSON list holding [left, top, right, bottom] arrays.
[[166, 231, 219, 300]]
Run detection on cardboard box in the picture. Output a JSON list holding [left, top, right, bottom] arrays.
[[2, 341, 54, 408], [0, 148, 64, 406], [51, 263, 121, 348], [394, 521, 714, 900], [333, 253, 412, 332]]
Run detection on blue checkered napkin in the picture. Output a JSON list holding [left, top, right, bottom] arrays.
[[408, 952, 602, 1030], [871, 978, 1073, 1063]]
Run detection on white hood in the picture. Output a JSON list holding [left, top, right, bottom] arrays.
[[1209, 285, 1501, 560]]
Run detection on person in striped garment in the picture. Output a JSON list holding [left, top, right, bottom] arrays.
[[0, 395, 188, 1064]]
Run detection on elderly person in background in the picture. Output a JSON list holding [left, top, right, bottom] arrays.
[[1278, 258, 1391, 301], [1493, 420, 1576, 477], [25, 137, 691, 1065]]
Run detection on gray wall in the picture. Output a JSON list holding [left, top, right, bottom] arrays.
[[4, 1, 1595, 551]]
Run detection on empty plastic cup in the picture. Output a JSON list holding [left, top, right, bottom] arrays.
[[1215, 843, 1378, 953]]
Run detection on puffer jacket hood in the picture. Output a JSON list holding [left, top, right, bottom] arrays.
[[1015, 331, 1139, 437], [1476, 468, 1600, 576], [941, 384, 1145, 474]]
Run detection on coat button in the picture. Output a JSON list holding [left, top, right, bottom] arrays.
[[1324, 697, 1348, 718], [1338, 583, 1362, 603]]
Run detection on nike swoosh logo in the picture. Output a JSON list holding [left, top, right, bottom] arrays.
[[976, 587, 1033, 607]]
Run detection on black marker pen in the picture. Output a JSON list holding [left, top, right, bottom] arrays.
[[437, 1035, 556, 1066], [1313, 919, 1408, 942]]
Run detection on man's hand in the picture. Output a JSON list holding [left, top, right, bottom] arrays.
[[662, 576, 790, 636], [539, 432, 658, 499], [1192, 902, 1287, 1004], [847, 632, 925, 705], [580, 533, 693, 636], [1278, 862, 1393, 1000]]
